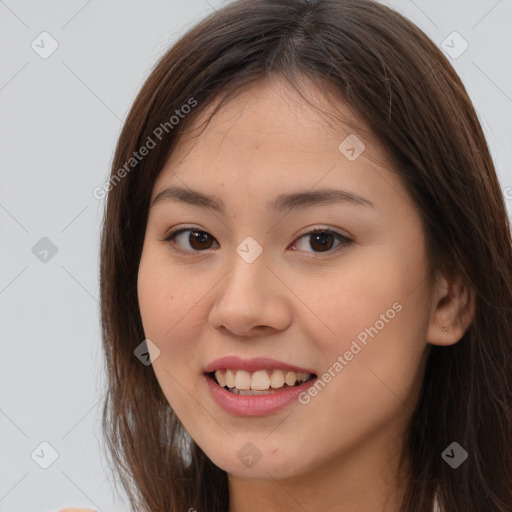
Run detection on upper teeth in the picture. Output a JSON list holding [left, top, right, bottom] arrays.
[[214, 369, 312, 390]]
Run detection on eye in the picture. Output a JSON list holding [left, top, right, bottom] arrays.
[[162, 226, 352, 255], [289, 228, 351, 254], [163, 227, 219, 253]]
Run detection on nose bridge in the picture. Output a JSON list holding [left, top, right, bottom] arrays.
[[224, 239, 269, 295]]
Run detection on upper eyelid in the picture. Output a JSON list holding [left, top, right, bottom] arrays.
[[163, 225, 351, 240], [162, 226, 352, 251]]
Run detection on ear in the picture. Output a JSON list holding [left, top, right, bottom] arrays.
[[426, 271, 476, 346]]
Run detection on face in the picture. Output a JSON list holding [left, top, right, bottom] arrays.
[[137, 77, 434, 481]]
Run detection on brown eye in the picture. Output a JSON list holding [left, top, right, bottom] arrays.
[[309, 232, 336, 252], [163, 227, 351, 256], [289, 229, 351, 254], [187, 230, 215, 250], [164, 228, 218, 252]]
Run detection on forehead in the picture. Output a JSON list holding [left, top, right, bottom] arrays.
[[166, 77, 388, 162], [151, 76, 398, 210]]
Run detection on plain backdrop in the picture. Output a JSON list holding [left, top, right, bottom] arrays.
[[0, 0, 511, 510]]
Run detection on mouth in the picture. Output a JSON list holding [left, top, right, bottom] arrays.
[[203, 356, 319, 415], [206, 369, 317, 396]]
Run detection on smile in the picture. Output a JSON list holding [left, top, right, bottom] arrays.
[[203, 356, 318, 416], [211, 369, 314, 395]]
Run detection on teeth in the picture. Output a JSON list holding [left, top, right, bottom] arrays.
[[216, 370, 226, 388], [296, 372, 311, 383], [285, 371, 297, 386], [225, 369, 236, 388], [251, 369, 270, 390], [234, 370, 251, 390], [231, 388, 273, 395], [213, 369, 312, 392], [270, 369, 285, 388]]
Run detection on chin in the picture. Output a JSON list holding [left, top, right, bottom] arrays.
[[200, 440, 311, 480]]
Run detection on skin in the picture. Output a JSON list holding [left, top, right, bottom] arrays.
[[136, 76, 474, 512]]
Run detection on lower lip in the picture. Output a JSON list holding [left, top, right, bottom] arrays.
[[204, 374, 317, 416]]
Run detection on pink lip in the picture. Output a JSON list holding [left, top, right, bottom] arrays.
[[204, 373, 318, 416], [203, 356, 316, 374]]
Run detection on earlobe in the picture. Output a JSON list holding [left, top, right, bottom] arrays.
[[426, 272, 476, 347]]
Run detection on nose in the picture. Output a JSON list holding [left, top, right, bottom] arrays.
[[208, 254, 292, 337]]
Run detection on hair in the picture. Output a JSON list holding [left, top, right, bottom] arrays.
[[99, 0, 512, 511]]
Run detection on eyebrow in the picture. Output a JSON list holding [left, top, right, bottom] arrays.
[[150, 185, 375, 212]]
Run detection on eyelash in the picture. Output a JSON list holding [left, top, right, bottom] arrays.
[[161, 225, 352, 257]]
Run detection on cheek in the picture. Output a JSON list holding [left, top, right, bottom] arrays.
[[137, 253, 200, 386], [137, 250, 205, 418], [290, 257, 409, 352], [138, 246, 198, 339], [292, 244, 430, 397]]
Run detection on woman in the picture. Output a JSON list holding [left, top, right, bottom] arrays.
[[80, 0, 512, 511]]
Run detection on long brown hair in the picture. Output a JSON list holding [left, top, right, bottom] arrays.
[[99, 1, 512, 510]]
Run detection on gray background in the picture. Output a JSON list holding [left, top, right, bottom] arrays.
[[0, 0, 510, 510]]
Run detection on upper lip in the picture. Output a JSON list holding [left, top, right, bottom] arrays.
[[203, 356, 317, 374]]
